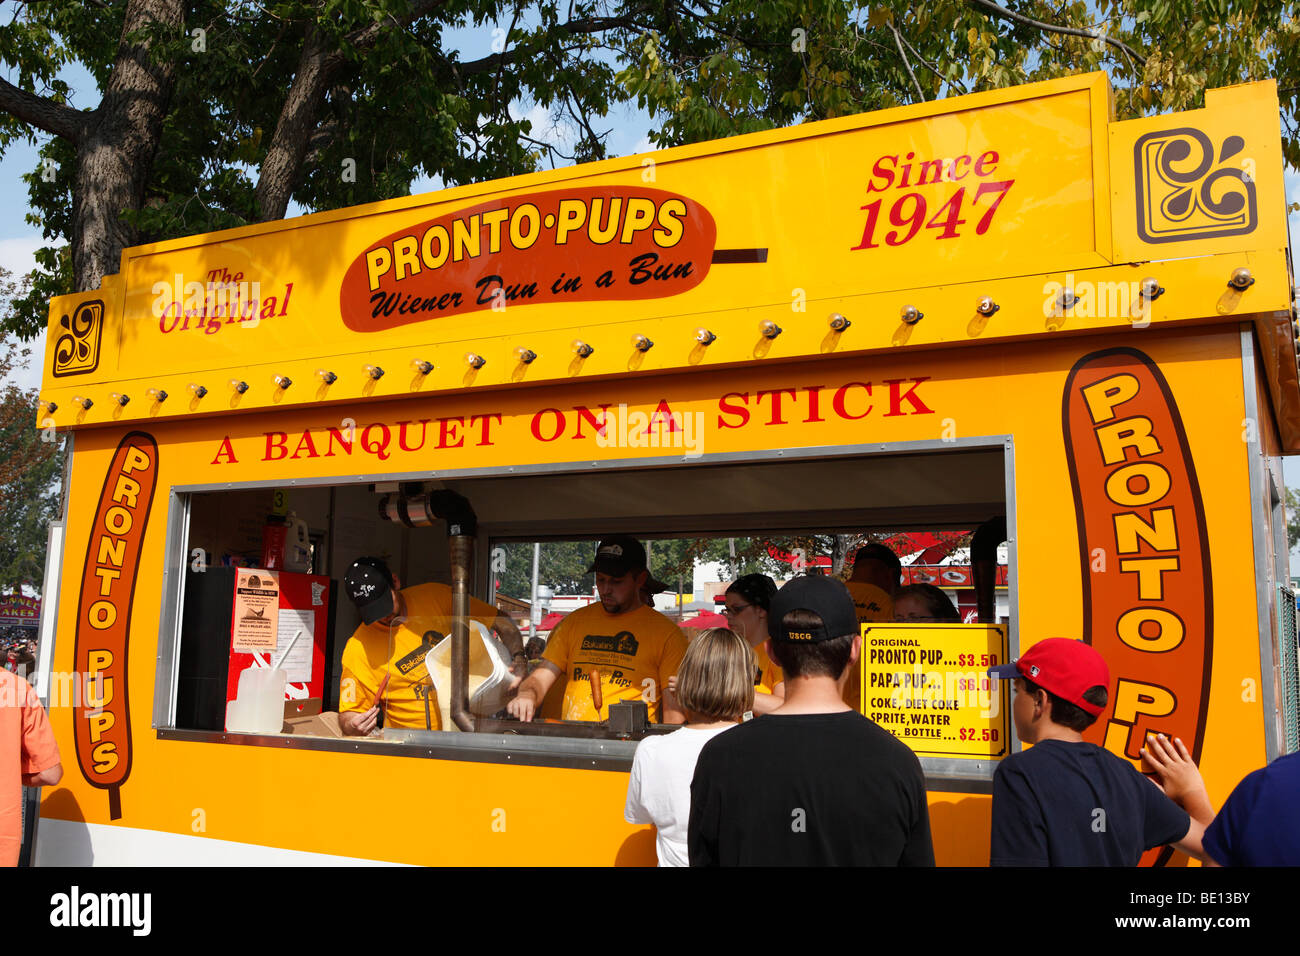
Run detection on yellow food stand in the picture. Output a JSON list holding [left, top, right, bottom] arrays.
[[30, 71, 1298, 865]]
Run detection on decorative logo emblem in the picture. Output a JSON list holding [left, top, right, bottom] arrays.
[[1134, 128, 1256, 243], [579, 631, 640, 656], [52, 298, 105, 377]]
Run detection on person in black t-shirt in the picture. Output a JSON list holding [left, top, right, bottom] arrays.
[[687, 574, 934, 867], [988, 638, 1212, 866]]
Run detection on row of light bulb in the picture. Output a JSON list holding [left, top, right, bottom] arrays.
[[39, 311, 972, 412], [41, 271, 1256, 416]]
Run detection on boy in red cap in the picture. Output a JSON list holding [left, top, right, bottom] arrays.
[[988, 638, 1211, 866]]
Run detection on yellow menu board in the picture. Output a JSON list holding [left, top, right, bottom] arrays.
[[860, 624, 1010, 760]]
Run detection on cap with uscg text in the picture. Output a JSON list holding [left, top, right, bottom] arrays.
[[586, 536, 648, 577], [988, 638, 1110, 716], [769, 575, 859, 643], [345, 557, 396, 625]]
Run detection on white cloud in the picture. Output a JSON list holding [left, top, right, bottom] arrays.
[[513, 102, 568, 152], [0, 235, 44, 278], [0, 235, 50, 391], [626, 135, 655, 157], [409, 173, 444, 197], [3, 334, 45, 392]]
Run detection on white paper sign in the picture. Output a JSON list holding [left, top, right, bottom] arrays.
[[276, 609, 315, 684]]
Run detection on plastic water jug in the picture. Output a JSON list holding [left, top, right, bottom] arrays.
[[227, 665, 287, 733]]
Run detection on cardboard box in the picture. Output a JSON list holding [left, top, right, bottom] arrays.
[[282, 698, 344, 737]]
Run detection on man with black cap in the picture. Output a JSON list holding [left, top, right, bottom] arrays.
[[688, 574, 933, 866], [339, 557, 525, 736], [523, 572, 670, 662], [507, 536, 687, 724]]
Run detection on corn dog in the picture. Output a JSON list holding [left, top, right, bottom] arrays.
[[589, 668, 603, 714]]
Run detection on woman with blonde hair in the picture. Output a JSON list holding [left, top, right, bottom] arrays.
[[624, 627, 754, 866]]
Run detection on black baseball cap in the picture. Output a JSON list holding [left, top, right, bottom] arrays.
[[586, 536, 648, 577], [769, 575, 859, 643], [345, 557, 396, 624]]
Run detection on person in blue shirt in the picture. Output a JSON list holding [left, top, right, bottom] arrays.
[[988, 638, 1212, 866], [1203, 752, 1300, 865], [1144, 740, 1300, 866]]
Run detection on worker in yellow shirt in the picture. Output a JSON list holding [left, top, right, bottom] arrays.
[[338, 556, 525, 735], [842, 543, 902, 711], [507, 536, 687, 724], [532, 569, 672, 721]]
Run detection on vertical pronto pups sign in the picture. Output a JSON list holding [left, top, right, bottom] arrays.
[[73, 432, 158, 819], [1063, 348, 1212, 865]]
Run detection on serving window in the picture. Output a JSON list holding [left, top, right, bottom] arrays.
[[156, 438, 1015, 782]]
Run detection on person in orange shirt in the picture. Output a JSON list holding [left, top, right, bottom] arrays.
[[338, 557, 525, 735], [1, 668, 61, 866], [508, 536, 686, 724], [845, 543, 901, 617], [842, 543, 901, 710]]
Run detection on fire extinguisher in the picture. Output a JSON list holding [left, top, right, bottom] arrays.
[[261, 515, 288, 570]]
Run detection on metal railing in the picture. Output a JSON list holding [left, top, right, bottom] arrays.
[[1277, 584, 1299, 755]]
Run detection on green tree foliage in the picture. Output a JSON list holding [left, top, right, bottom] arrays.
[[621, 1, 1299, 155], [1, 1, 1295, 338], [494, 540, 599, 598], [0, 271, 64, 593], [490, 530, 974, 603]]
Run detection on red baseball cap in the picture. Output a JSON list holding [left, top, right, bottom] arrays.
[[989, 638, 1110, 716]]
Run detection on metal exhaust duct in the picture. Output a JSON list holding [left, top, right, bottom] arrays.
[[378, 489, 478, 731]]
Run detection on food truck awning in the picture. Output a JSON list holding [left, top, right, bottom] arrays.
[[680, 611, 729, 629]]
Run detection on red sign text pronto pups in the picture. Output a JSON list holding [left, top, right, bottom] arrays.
[[339, 186, 717, 331]]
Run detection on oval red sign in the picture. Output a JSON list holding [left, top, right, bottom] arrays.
[[339, 186, 718, 332]]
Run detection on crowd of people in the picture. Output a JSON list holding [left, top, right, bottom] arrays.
[[1, 638, 36, 682], [1, 532, 1294, 869], [323, 536, 1297, 867]]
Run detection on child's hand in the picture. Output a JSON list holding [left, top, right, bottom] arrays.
[[1140, 733, 1206, 806]]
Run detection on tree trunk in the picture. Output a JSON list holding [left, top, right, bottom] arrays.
[[253, 1, 447, 222], [254, 23, 340, 222], [831, 533, 859, 576], [72, 0, 183, 293]]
